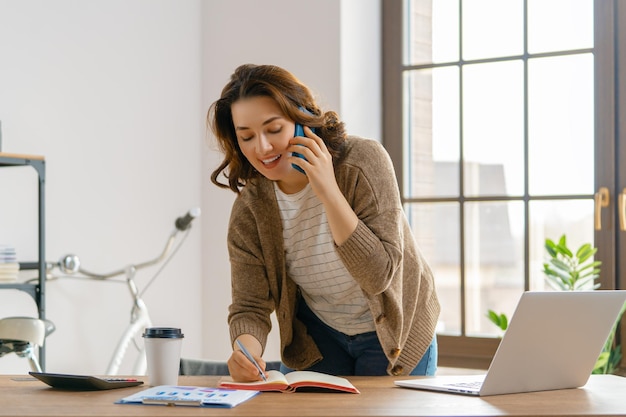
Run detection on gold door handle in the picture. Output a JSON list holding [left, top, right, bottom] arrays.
[[618, 188, 626, 231], [595, 187, 609, 230]]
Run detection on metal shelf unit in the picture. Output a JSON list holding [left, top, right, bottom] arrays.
[[0, 153, 46, 369]]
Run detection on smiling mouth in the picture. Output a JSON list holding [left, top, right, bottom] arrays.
[[262, 155, 281, 165]]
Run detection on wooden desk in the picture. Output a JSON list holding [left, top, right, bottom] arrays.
[[1, 374, 625, 417]]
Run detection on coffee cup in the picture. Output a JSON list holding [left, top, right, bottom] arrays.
[[142, 327, 184, 386]]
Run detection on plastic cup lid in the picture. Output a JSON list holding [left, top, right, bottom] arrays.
[[142, 327, 184, 338]]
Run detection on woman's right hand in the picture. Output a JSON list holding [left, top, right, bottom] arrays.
[[227, 336, 267, 382]]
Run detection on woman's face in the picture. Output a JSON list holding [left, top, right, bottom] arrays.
[[231, 96, 306, 191]]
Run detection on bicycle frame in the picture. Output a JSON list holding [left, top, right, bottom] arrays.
[[45, 208, 199, 375], [105, 265, 152, 375]]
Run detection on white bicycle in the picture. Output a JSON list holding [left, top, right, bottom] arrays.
[[43, 208, 200, 375]]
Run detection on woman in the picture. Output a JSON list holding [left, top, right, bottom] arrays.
[[208, 64, 440, 382]]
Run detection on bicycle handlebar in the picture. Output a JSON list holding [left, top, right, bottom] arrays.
[[175, 207, 201, 231], [47, 207, 201, 281]]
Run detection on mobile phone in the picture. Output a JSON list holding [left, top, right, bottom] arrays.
[[292, 123, 307, 174], [292, 108, 314, 175]]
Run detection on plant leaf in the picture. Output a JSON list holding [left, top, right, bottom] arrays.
[[486, 310, 508, 331], [592, 352, 610, 374], [576, 244, 597, 263], [545, 239, 558, 257]]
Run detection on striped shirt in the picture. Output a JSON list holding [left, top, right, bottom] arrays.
[[274, 182, 375, 335]]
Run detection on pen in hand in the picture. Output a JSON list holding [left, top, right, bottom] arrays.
[[236, 339, 267, 381]]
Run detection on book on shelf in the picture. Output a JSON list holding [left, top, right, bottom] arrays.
[[116, 385, 259, 408], [219, 370, 360, 394], [0, 244, 18, 282]]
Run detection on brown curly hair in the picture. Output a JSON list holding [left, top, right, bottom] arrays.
[[208, 64, 346, 193]]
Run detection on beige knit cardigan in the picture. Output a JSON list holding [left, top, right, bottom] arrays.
[[226, 136, 440, 376]]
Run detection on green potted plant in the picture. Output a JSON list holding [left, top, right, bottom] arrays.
[[487, 235, 624, 374], [542, 235, 601, 291]]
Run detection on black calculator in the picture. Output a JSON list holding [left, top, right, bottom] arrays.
[[29, 372, 144, 390]]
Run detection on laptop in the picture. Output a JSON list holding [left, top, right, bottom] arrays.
[[395, 290, 626, 396]]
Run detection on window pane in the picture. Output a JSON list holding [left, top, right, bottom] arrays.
[[529, 200, 594, 291], [405, 67, 460, 198], [409, 202, 461, 335], [406, 0, 459, 65], [462, 0, 523, 61], [465, 201, 525, 337], [528, 54, 594, 196], [528, 0, 593, 54], [391, 0, 602, 366], [463, 61, 524, 196]]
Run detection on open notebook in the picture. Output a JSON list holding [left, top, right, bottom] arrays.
[[395, 290, 626, 396]]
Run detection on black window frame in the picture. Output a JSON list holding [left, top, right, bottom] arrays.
[[382, 0, 625, 370]]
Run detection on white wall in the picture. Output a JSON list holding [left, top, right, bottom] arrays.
[[341, 0, 382, 141], [0, 0, 380, 374], [0, 0, 204, 374]]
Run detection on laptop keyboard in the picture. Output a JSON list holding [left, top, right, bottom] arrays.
[[444, 381, 483, 389]]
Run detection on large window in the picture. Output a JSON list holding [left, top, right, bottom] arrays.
[[383, 0, 625, 369]]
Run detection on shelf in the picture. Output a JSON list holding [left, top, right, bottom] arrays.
[[0, 153, 45, 176], [0, 152, 45, 161], [0, 153, 47, 369], [0, 283, 40, 301], [0, 262, 41, 299]]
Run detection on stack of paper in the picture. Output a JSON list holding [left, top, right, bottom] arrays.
[[0, 245, 19, 282]]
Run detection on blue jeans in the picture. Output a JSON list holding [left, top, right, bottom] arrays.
[[280, 300, 437, 376]]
